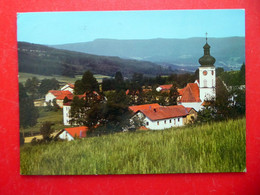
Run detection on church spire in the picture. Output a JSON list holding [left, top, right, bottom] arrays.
[[198, 33, 215, 67]]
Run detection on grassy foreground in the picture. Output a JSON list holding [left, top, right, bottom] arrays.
[[20, 118, 246, 175]]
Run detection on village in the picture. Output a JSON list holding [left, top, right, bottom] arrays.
[[23, 38, 223, 142]]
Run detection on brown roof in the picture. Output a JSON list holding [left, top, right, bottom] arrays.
[[139, 105, 188, 121], [129, 103, 161, 113], [179, 83, 201, 103]]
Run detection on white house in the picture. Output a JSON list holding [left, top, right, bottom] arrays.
[[135, 105, 189, 130], [45, 90, 73, 108], [57, 126, 88, 141]]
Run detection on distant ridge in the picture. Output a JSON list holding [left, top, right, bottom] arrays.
[[51, 37, 245, 70], [18, 42, 174, 77]]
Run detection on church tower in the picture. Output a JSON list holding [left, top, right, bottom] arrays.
[[198, 34, 216, 102]]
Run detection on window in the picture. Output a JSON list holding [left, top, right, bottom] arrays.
[[164, 120, 166, 124], [146, 122, 149, 126], [178, 118, 180, 122], [170, 119, 172, 123], [157, 121, 159, 125], [212, 70, 214, 75]]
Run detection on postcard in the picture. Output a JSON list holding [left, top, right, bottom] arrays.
[[18, 9, 245, 175]]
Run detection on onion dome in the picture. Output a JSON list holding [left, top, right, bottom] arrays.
[[199, 39, 216, 67]]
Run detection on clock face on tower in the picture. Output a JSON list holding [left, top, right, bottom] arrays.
[[203, 70, 207, 76]]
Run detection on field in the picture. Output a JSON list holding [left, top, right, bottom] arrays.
[[18, 72, 111, 84], [20, 107, 65, 137], [20, 118, 246, 175]]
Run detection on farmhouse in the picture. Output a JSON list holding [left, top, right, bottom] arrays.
[[45, 90, 73, 108], [57, 126, 88, 141], [135, 105, 189, 130]]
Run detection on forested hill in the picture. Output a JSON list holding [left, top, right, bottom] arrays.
[[52, 37, 245, 71], [18, 42, 172, 77]]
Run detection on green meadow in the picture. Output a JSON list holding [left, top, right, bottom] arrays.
[[20, 118, 246, 175]]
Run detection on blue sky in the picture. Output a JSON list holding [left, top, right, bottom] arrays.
[[17, 9, 245, 45]]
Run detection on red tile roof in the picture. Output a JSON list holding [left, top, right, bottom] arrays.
[[64, 126, 88, 138], [49, 90, 98, 101], [139, 126, 149, 130], [179, 83, 201, 103], [129, 103, 161, 113], [68, 83, 75, 88], [178, 88, 184, 96], [49, 90, 73, 100], [158, 84, 173, 90], [139, 105, 188, 121]]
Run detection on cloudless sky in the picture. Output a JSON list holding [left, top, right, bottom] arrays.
[[17, 9, 245, 45]]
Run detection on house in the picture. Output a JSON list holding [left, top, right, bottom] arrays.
[[62, 91, 101, 125], [184, 107, 198, 124], [60, 83, 74, 93], [135, 105, 189, 130], [45, 90, 73, 108], [156, 84, 173, 92], [57, 126, 88, 141]]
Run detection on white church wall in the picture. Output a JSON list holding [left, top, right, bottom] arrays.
[[199, 67, 216, 102], [178, 102, 202, 112]]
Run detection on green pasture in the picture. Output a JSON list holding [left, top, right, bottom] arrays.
[[20, 118, 246, 175]]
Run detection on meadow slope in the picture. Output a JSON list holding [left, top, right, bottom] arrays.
[[20, 118, 246, 175]]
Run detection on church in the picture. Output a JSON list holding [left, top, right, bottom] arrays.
[[177, 36, 216, 111], [130, 37, 217, 130]]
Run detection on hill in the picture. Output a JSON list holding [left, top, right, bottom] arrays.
[[52, 37, 245, 71], [20, 118, 245, 175], [18, 42, 172, 78]]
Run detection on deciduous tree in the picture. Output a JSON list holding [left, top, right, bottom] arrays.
[[19, 83, 39, 128]]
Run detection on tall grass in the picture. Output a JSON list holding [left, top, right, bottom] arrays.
[[20, 118, 246, 175]]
